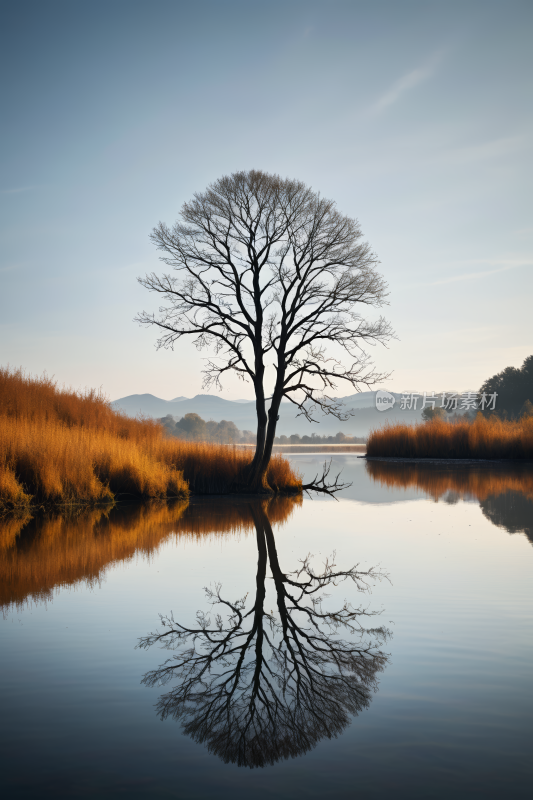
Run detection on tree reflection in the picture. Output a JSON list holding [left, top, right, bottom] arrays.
[[366, 461, 533, 546], [138, 501, 390, 768], [480, 491, 533, 544]]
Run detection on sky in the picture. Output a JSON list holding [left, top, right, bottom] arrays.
[[1, 0, 532, 401]]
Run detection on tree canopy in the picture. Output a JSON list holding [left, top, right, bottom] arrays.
[[138, 170, 392, 490], [479, 355, 533, 418]]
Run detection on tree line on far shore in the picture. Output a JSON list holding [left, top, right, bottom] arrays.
[[422, 355, 533, 424], [273, 432, 366, 445], [159, 414, 253, 444], [159, 413, 365, 445]]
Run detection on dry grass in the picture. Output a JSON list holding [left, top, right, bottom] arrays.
[[0, 495, 301, 611], [165, 442, 301, 495], [366, 415, 533, 460], [0, 366, 301, 510]]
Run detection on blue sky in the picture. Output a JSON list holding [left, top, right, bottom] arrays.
[[1, 0, 531, 400]]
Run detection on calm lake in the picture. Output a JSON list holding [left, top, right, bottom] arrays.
[[1, 454, 532, 799]]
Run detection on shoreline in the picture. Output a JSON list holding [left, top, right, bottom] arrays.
[[240, 444, 366, 453], [0, 488, 304, 517], [363, 455, 533, 464]]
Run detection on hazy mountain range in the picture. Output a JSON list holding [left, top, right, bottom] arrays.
[[111, 391, 423, 437]]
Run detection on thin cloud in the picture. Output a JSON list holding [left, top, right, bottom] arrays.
[[370, 50, 444, 114], [0, 185, 40, 195], [440, 133, 527, 166], [0, 263, 22, 274], [429, 260, 531, 286]]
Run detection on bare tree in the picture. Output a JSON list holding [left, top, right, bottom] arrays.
[[138, 501, 390, 768], [137, 170, 393, 491]]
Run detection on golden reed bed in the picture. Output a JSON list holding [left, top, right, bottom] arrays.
[[366, 415, 533, 460], [0, 495, 301, 612], [0, 367, 301, 510]]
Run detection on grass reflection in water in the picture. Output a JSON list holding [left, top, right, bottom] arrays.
[[366, 460, 533, 544], [0, 496, 301, 612]]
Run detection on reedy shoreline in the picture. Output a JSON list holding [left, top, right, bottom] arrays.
[[0, 367, 301, 514], [366, 415, 533, 460]]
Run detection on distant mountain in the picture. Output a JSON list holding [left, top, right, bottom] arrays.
[[111, 394, 183, 418], [112, 393, 251, 420], [111, 390, 424, 437]]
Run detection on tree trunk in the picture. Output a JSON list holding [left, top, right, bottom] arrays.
[[244, 365, 271, 492], [247, 349, 286, 492], [247, 397, 268, 487], [245, 347, 284, 493], [256, 390, 283, 489]]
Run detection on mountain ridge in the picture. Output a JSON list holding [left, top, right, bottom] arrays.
[[111, 390, 423, 437]]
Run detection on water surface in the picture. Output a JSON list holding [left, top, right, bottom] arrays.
[[1, 454, 532, 798]]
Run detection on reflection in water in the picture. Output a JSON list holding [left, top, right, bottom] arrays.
[[0, 502, 185, 611], [480, 492, 533, 544], [139, 501, 390, 768], [0, 497, 301, 611], [366, 460, 533, 544]]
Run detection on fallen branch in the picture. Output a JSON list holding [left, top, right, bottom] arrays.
[[302, 459, 352, 498]]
